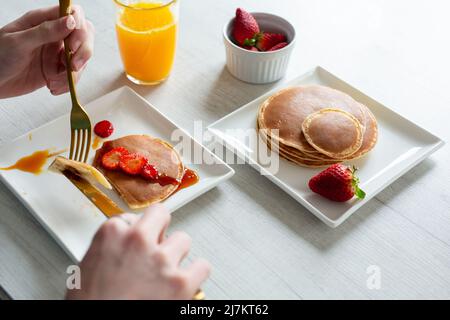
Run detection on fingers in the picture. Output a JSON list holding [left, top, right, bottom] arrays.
[[184, 258, 211, 296], [41, 41, 65, 80], [69, 4, 85, 29], [70, 22, 94, 71], [119, 213, 141, 225], [66, 5, 87, 54], [160, 231, 192, 265], [135, 204, 171, 244], [66, 6, 95, 71], [14, 15, 76, 50], [47, 65, 85, 95], [2, 5, 60, 32], [111, 213, 141, 227], [6, 5, 93, 53], [93, 215, 131, 245]]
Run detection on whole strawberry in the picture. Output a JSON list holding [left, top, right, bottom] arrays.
[[94, 120, 114, 138], [308, 164, 366, 202], [233, 8, 260, 46], [256, 32, 287, 51]]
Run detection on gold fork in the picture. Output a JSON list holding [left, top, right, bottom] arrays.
[[59, 0, 92, 163]]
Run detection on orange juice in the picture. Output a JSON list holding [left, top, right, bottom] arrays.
[[115, 1, 178, 84]]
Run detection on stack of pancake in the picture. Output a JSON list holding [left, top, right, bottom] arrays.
[[257, 85, 378, 167]]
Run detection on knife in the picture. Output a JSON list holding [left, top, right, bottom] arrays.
[[62, 169, 124, 217]]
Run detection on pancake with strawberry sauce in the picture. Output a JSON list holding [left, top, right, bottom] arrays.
[[93, 135, 184, 209]]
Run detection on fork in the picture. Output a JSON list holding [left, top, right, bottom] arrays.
[[59, 0, 92, 163]]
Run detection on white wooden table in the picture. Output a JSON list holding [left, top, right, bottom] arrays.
[[1, 0, 450, 300]]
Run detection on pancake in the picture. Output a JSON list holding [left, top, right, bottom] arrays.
[[258, 118, 336, 161], [256, 85, 378, 167], [344, 104, 378, 159], [258, 119, 337, 162], [263, 133, 340, 167], [277, 106, 377, 161], [273, 143, 340, 166], [258, 85, 366, 153], [259, 128, 330, 162], [278, 140, 333, 160], [275, 108, 377, 162], [278, 149, 340, 167], [302, 108, 363, 159], [258, 123, 341, 167], [93, 135, 184, 209]]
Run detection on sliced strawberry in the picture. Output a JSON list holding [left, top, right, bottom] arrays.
[[233, 8, 260, 46], [141, 161, 159, 180], [94, 120, 114, 138], [101, 147, 129, 170], [242, 45, 259, 52], [256, 32, 287, 51], [268, 42, 288, 51], [119, 153, 146, 175]]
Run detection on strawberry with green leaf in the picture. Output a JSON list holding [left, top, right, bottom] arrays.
[[308, 164, 366, 202], [233, 8, 260, 46]]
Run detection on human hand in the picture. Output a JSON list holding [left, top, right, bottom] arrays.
[[66, 204, 211, 300], [0, 5, 94, 98]]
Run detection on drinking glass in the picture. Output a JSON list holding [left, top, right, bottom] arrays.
[[114, 0, 179, 85]]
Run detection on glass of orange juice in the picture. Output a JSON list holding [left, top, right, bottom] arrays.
[[114, 0, 179, 85]]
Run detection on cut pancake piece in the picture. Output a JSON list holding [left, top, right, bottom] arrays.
[[302, 108, 363, 159], [93, 135, 184, 209], [258, 85, 366, 154], [49, 156, 112, 189]]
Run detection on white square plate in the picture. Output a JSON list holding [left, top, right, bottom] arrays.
[[207, 66, 444, 228], [0, 87, 234, 261]]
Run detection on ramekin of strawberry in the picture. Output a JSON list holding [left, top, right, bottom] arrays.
[[223, 8, 296, 84]]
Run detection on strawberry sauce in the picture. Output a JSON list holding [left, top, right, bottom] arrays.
[[177, 169, 199, 191], [148, 168, 199, 190]]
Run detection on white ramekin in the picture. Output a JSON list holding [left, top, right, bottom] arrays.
[[223, 12, 296, 84]]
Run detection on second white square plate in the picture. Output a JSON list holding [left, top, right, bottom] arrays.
[[207, 66, 444, 227], [0, 87, 234, 261]]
